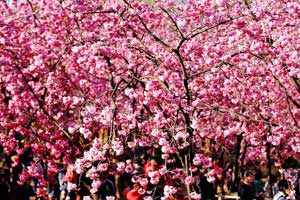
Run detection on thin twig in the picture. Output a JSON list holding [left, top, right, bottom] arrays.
[[190, 16, 244, 39], [136, 14, 171, 49], [189, 61, 226, 79], [160, 7, 185, 39]]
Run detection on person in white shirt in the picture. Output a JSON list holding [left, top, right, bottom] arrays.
[[273, 180, 291, 200]]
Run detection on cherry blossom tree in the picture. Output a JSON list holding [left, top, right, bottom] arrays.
[[1, 0, 300, 199]]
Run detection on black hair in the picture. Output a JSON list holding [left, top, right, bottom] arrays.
[[134, 157, 143, 165], [243, 170, 254, 178], [270, 174, 277, 183], [278, 180, 290, 191], [150, 155, 163, 165], [255, 170, 262, 180]]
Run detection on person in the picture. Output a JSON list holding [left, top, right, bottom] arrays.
[[63, 167, 78, 200], [145, 156, 161, 177], [126, 184, 143, 200], [264, 174, 278, 199], [98, 174, 115, 199], [238, 170, 256, 200], [273, 180, 291, 200], [197, 170, 216, 200], [254, 170, 265, 200], [295, 171, 300, 200], [58, 168, 67, 200], [0, 174, 9, 200]]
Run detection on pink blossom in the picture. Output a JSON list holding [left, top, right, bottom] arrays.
[[117, 162, 125, 172], [159, 167, 167, 176], [97, 163, 109, 172], [111, 140, 124, 156], [189, 192, 201, 200], [125, 165, 134, 173], [139, 178, 149, 187], [2, 0, 300, 197], [189, 167, 198, 173], [138, 188, 146, 195], [163, 185, 177, 197], [103, 144, 110, 150], [150, 177, 160, 185], [174, 132, 188, 141], [90, 188, 98, 194], [185, 176, 195, 185], [192, 154, 202, 166], [79, 127, 93, 139], [91, 179, 103, 190], [161, 146, 170, 153], [67, 182, 77, 191], [18, 170, 30, 184], [131, 176, 141, 183], [151, 129, 162, 137], [36, 187, 47, 197], [161, 154, 169, 160], [207, 176, 216, 183], [148, 171, 159, 178], [158, 138, 168, 146], [86, 167, 98, 180]]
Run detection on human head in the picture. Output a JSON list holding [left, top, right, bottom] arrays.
[[255, 170, 262, 180], [269, 174, 277, 184], [278, 180, 291, 195], [243, 170, 255, 184], [150, 158, 158, 169], [150, 156, 161, 169]]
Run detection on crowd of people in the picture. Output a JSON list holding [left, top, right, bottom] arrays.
[[1, 151, 300, 200], [0, 155, 191, 200], [238, 169, 300, 200]]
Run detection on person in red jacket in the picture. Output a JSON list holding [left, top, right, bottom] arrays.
[[126, 184, 143, 200], [145, 156, 161, 177]]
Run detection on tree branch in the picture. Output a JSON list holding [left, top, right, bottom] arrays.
[[272, 72, 300, 109], [136, 14, 171, 49], [289, 76, 300, 95], [172, 48, 190, 105], [243, 0, 258, 21], [203, 104, 279, 126], [190, 16, 244, 39], [6, 49, 73, 141], [160, 7, 185, 39], [26, 0, 41, 26], [189, 61, 226, 79]]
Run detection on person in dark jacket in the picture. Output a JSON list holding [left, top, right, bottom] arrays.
[[197, 171, 216, 200], [238, 170, 256, 200], [0, 175, 9, 200], [254, 170, 266, 200]]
